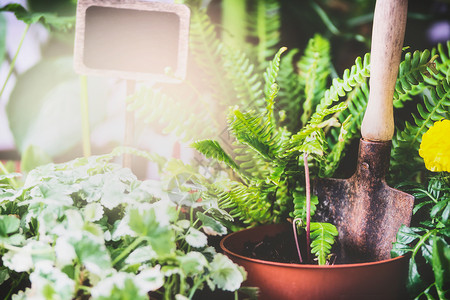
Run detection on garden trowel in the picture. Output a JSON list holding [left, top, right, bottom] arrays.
[[314, 0, 414, 263]]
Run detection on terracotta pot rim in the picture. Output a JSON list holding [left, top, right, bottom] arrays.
[[220, 223, 407, 269]]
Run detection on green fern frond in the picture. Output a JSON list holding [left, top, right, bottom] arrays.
[[276, 48, 303, 131], [312, 53, 370, 119], [397, 79, 450, 148], [324, 81, 369, 165], [302, 53, 369, 174], [229, 109, 280, 160], [298, 34, 331, 126], [394, 83, 427, 108], [391, 79, 450, 181], [334, 81, 369, 137], [264, 46, 287, 99], [191, 140, 242, 177], [288, 102, 346, 156], [291, 188, 319, 221], [432, 41, 449, 82], [393, 50, 438, 106], [126, 87, 216, 142], [222, 47, 263, 108], [309, 222, 338, 265], [211, 180, 277, 224], [248, 0, 281, 66], [262, 46, 286, 128], [320, 114, 352, 177], [233, 144, 270, 180], [189, 7, 234, 106]]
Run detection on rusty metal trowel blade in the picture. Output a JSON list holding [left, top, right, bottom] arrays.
[[314, 139, 414, 263]]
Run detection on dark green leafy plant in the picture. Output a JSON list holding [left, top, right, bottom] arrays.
[[392, 174, 450, 300]]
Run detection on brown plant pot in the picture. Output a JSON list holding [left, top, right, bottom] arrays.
[[220, 223, 409, 300]]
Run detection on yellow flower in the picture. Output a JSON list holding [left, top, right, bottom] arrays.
[[419, 119, 450, 172]]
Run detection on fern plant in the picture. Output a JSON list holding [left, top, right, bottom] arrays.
[[192, 45, 342, 265], [247, 0, 281, 67]]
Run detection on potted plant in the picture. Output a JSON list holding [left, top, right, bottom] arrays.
[[190, 27, 449, 298], [0, 148, 248, 299]]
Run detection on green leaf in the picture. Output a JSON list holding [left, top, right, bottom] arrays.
[[83, 202, 104, 222], [28, 264, 75, 300], [263, 46, 286, 101], [0, 268, 10, 285], [191, 140, 240, 174], [71, 234, 111, 277], [178, 251, 208, 275], [309, 222, 338, 265], [0, 214, 24, 247], [185, 227, 208, 248], [100, 173, 128, 210], [196, 212, 227, 236], [292, 192, 319, 221], [0, 4, 74, 31], [3, 240, 55, 272], [31, 180, 76, 206], [0, 215, 20, 236], [92, 276, 149, 300], [124, 246, 157, 265], [209, 253, 246, 292], [408, 256, 427, 296], [432, 236, 450, 298], [128, 207, 176, 255], [6, 57, 110, 158], [92, 267, 164, 299]]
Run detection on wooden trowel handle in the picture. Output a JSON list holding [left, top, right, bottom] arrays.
[[361, 0, 408, 141]]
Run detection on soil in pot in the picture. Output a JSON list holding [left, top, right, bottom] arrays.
[[221, 223, 409, 300], [242, 229, 302, 264]]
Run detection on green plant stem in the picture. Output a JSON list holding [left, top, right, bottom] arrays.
[[1, 242, 53, 255], [0, 160, 19, 188], [80, 75, 91, 157], [188, 278, 206, 299], [74, 263, 82, 295], [222, 0, 246, 49], [5, 272, 26, 300], [309, 0, 340, 36], [304, 153, 311, 262], [112, 236, 146, 266], [0, 24, 30, 100], [412, 229, 436, 260]]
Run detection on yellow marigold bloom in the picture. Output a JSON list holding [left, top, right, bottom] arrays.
[[419, 119, 450, 172]]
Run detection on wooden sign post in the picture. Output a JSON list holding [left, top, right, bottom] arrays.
[[73, 0, 190, 167]]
